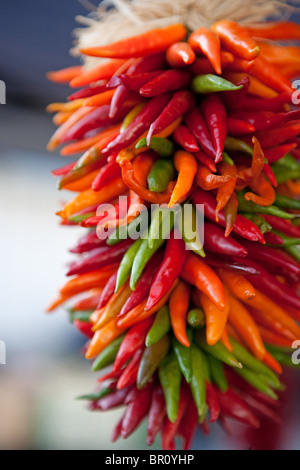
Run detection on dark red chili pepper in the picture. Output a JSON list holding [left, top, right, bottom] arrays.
[[52, 161, 76, 176], [224, 192, 238, 237], [91, 161, 121, 191], [69, 230, 107, 254], [119, 251, 163, 317], [263, 231, 284, 245], [194, 150, 217, 173], [206, 382, 220, 423], [263, 163, 277, 187], [241, 258, 300, 310], [121, 383, 153, 439], [231, 109, 300, 132], [84, 197, 129, 229], [192, 188, 265, 243], [204, 222, 247, 257], [147, 90, 195, 144], [204, 254, 260, 275], [73, 319, 93, 338], [91, 387, 130, 411], [146, 385, 166, 446], [264, 143, 297, 164], [97, 270, 118, 309], [102, 93, 171, 157], [263, 215, 300, 238], [185, 108, 216, 159], [111, 416, 123, 442], [67, 83, 108, 101], [201, 94, 227, 162], [242, 241, 300, 277], [234, 389, 281, 424], [117, 348, 143, 390], [145, 231, 187, 311], [140, 69, 190, 97], [242, 93, 292, 112], [108, 70, 164, 91], [220, 76, 250, 111], [113, 318, 153, 371], [177, 399, 198, 450], [215, 387, 260, 428], [252, 122, 300, 148], [161, 385, 189, 450], [227, 117, 256, 135], [173, 124, 199, 153], [109, 85, 131, 119], [66, 238, 132, 276]]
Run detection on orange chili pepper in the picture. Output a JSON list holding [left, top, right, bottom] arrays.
[[258, 43, 300, 67], [83, 89, 115, 107], [257, 326, 293, 349], [168, 151, 198, 207], [46, 292, 73, 312], [182, 253, 225, 311], [70, 59, 126, 88], [53, 111, 73, 126], [57, 177, 126, 219], [215, 162, 237, 221], [244, 173, 276, 207], [221, 327, 233, 353], [218, 269, 256, 301], [59, 267, 117, 297], [80, 24, 187, 59], [212, 20, 260, 60], [46, 99, 85, 113], [223, 72, 278, 99], [133, 152, 156, 187], [197, 165, 233, 191], [263, 351, 282, 375], [64, 170, 101, 192], [47, 65, 83, 84], [60, 129, 118, 156], [228, 294, 266, 360], [169, 281, 191, 347], [93, 284, 132, 330], [224, 192, 238, 237], [245, 22, 300, 41], [200, 289, 230, 346], [166, 42, 196, 67], [188, 27, 222, 74], [250, 55, 293, 94], [85, 317, 124, 359]]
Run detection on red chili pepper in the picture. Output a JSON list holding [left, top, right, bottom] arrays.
[[161, 385, 189, 450], [113, 318, 153, 371], [242, 93, 292, 112], [188, 27, 222, 74], [117, 348, 143, 390], [66, 238, 132, 276], [220, 76, 250, 111], [102, 93, 171, 157], [91, 387, 130, 411], [108, 71, 163, 91], [227, 117, 255, 135], [91, 161, 121, 191], [67, 83, 108, 101], [252, 122, 300, 148], [73, 319, 93, 338], [206, 382, 220, 423], [69, 230, 107, 254], [73, 293, 102, 311], [215, 387, 260, 428], [234, 389, 281, 425], [139, 69, 190, 97], [263, 231, 284, 245], [194, 150, 217, 173], [145, 231, 187, 311], [108, 85, 131, 119], [120, 383, 153, 439], [97, 270, 118, 310], [185, 108, 216, 159], [147, 90, 195, 145], [119, 252, 162, 317], [242, 259, 300, 311], [111, 416, 123, 443], [51, 161, 76, 176], [204, 222, 247, 258], [263, 215, 300, 238], [192, 188, 265, 243], [201, 94, 227, 162], [146, 385, 166, 446], [177, 399, 198, 450], [264, 143, 297, 164], [263, 163, 277, 187], [173, 124, 199, 153], [204, 254, 260, 276]]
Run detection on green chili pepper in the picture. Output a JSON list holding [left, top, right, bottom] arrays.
[[270, 230, 300, 246], [130, 212, 174, 289], [230, 338, 280, 386], [208, 355, 228, 392], [195, 331, 242, 369], [137, 334, 171, 389], [135, 137, 174, 157], [190, 345, 208, 422], [266, 344, 294, 355], [274, 153, 300, 171], [274, 194, 300, 211], [187, 308, 206, 329], [176, 204, 205, 257], [235, 367, 278, 400], [158, 351, 182, 423], [243, 214, 272, 234], [192, 74, 243, 94], [284, 244, 300, 262], [91, 335, 125, 372], [258, 373, 285, 391], [69, 309, 93, 323], [77, 387, 112, 401], [222, 151, 234, 166], [266, 349, 300, 369], [148, 205, 177, 249], [271, 166, 300, 185], [172, 329, 193, 383], [115, 238, 143, 292], [106, 209, 149, 246], [145, 306, 171, 347], [68, 212, 95, 223], [224, 136, 253, 155], [147, 159, 176, 192], [237, 192, 300, 219]]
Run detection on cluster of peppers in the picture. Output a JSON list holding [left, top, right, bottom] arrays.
[[47, 19, 300, 449]]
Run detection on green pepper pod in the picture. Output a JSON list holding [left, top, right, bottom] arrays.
[[222, 151, 234, 166], [158, 351, 182, 423], [106, 209, 149, 246], [190, 345, 208, 421], [115, 238, 143, 292], [91, 335, 125, 372], [192, 74, 243, 94], [147, 159, 176, 192], [271, 230, 300, 246], [148, 205, 177, 249], [77, 387, 112, 401], [187, 308, 206, 329], [284, 244, 300, 263], [135, 137, 174, 157], [235, 367, 278, 400], [243, 214, 272, 234], [176, 204, 205, 257], [237, 192, 300, 220], [274, 153, 300, 171], [274, 194, 300, 211], [137, 334, 171, 389], [224, 136, 253, 155], [208, 355, 228, 392], [172, 329, 193, 383], [69, 309, 93, 323], [266, 349, 300, 369], [145, 306, 171, 347], [271, 166, 300, 185], [196, 331, 242, 369], [69, 212, 96, 223]]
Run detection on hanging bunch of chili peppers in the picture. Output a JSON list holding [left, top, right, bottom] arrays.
[[47, 17, 300, 450]]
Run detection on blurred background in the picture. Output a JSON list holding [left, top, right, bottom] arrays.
[[1, 0, 300, 450]]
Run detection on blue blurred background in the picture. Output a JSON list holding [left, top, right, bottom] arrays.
[[0, 0, 300, 450]]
